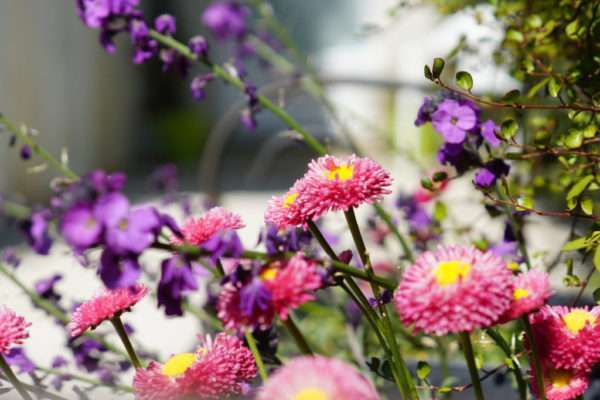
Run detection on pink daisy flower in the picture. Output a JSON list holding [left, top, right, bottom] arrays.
[[0, 307, 31, 355], [174, 207, 244, 246], [530, 364, 589, 400], [257, 356, 379, 400], [298, 154, 392, 220], [69, 284, 148, 337], [264, 180, 309, 229], [133, 333, 256, 400], [217, 254, 322, 330], [394, 245, 513, 335], [497, 269, 552, 323], [529, 305, 600, 372]]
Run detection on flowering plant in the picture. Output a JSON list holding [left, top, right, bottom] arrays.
[[0, 1, 599, 400]]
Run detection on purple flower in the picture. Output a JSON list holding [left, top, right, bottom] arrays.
[[474, 159, 510, 188], [5, 348, 35, 374], [431, 99, 477, 143], [437, 142, 479, 173], [490, 224, 519, 260], [99, 249, 141, 288], [259, 224, 311, 256], [86, 170, 126, 194], [20, 145, 31, 160], [76, 0, 140, 29], [35, 274, 63, 303], [70, 338, 106, 372], [60, 203, 103, 251], [51, 356, 68, 369], [201, 1, 249, 40], [189, 36, 209, 58], [190, 73, 214, 101], [201, 230, 244, 264], [154, 14, 176, 35], [157, 255, 206, 316], [152, 164, 178, 193], [130, 19, 157, 64], [20, 210, 53, 255], [415, 97, 435, 126], [240, 109, 257, 131], [480, 120, 501, 147], [2, 248, 21, 269], [239, 277, 272, 316]]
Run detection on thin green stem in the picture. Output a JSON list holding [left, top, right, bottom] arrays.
[[245, 331, 268, 382], [282, 316, 313, 355], [523, 316, 546, 400], [36, 367, 133, 393], [0, 353, 33, 400], [0, 114, 78, 180], [486, 328, 528, 400], [459, 332, 485, 400], [110, 315, 142, 369]]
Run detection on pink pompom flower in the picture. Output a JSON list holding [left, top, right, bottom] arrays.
[[497, 269, 552, 323], [394, 245, 513, 335], [69, 284, 148, 337], [175, 207, 244, 246], [217, 253, 322, 330], [257, 355, 379, 400], [530, 364, 589, 400], [133, 333, 256, 400], [0, 307, 31, 355], [264, 180, 309, 229], [529, 305, 600, 372], [299, 154, 392, 220]]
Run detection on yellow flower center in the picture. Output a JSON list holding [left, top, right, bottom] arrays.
[[294, 388, 329, 400], [260, 267, 278, 281], [548, 369, 572, 388], [434, 260, 472, 286], [161, 353, 198, 377], [325, 163, 354, 181], [513, 288, 530, 301], [507, 262, 520, 271], [283, 192, 299, 208], [563, 310, 596, 335]]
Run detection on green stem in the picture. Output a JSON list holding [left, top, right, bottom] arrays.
[[36, 367, 133, 393], [459, 332, 485, 400], [0, 114, 78, 180], [522, 316, 546, 400], [110, 315, 142, 369], [485, 328, 528, 400], [344, 208, 418, 399], [0, 353, 33, 400], [245, 331, 268, 382], [282, 316, 313, 355]]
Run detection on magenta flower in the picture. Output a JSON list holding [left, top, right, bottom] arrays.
[[394, 245, 513, 335], [69, 284, 148, 337], [529, 305, 600, 372], [497, 269, 551, 323], [257, 356, 379, 400], [0, 307, 30, 355], [431, 99, 477, 143], [264, 181, 309, 229], [174, 207, 244, 247], [530, 364, 588, 400], [133, 333, 256, 400], [201, 1, 249, 40]]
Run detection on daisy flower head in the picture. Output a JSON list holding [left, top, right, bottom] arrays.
[[530, 364, 589, 400], [529, 305, 600, 372], [497, 269, 552, 323], [264, 179, 309, 229], [69, 284, 148, 337], [217, 253, 322, 330], [175, 207, 244, 246], [299, 155, 392, 221], [133, 333, 256, 400], [0, 307, 31, 355], [257, 355, 379, 400], [394, 245, 513, 335]]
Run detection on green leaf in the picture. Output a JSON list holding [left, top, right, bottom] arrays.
[[417, 361, 432, 380], [581, 197, 594, 215], [526, 14, 543, 29], [516, 196, 534, 211], [424, 65, 433, 81], [421, 178, 434, 191], [548, 78, 561, 98], [565, 129, 584, 149], [583, 125, 597, 139], [456, 71, 473, 91], [506, 29, 524, 43], [527, 77, 550, 98], [561, 237, 588, 251], [501, 89, 521, 103], [432, 58, 445, 79], [594, 246, 600, 272], [565, 20, 580, 39], [500, 119, 519, 139], [432, 171, 448, 182], [566, 175, 594, 200], [433, 201, 447, 221], [438, 387, 452, 394]]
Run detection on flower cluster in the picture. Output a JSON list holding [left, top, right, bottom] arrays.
[[0, 307, 30, 355], [133, 333, 257, 400], [265, 154, 392, 229], [217, 254, 323, 330], [416, 93, 510, 187]]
